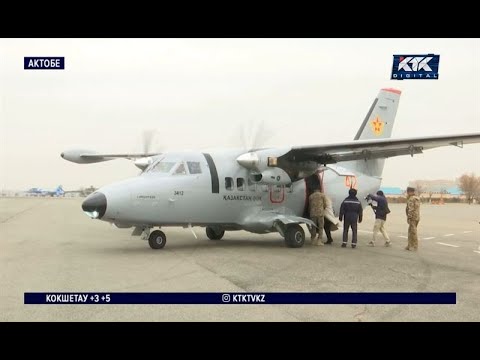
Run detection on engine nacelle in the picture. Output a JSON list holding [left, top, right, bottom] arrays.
[[237, 148, 320, 183], [134, 157, 153, 170], [250, 168, 292, 185], [60, 149, 110, 164]]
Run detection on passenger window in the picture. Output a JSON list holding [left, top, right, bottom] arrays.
[[173, 163, 187, 175], [225, 177, 234, 191], [286, 183, 293, 193], [237, 178, 245, 191], [274, 185, 282, 192], [187, 161, 202, 174], [247, 178, 256, 191]]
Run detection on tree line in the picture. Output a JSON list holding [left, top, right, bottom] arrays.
[[458, 173, 480, 204]]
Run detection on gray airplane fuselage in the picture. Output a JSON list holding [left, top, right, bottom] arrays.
[[91, 149, 380, 233]]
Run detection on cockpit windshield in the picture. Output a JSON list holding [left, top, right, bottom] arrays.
[[143, 157, 203, 176], [172, 163, 186, 175], [146, 160, 176, 173]]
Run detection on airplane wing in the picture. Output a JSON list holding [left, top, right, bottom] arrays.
[[281, 133, 480, 164], [78, 153, 160, 161], [61, 150, 161, 164]]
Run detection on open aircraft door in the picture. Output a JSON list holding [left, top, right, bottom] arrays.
[[324, 164, 358, 190]]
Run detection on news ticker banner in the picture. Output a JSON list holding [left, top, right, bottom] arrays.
[[24, 292, 456, 305]]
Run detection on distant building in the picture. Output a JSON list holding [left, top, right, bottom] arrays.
[[379, 187, 405, 203], [381, 180, 467, 203], [445, 186, 463, 196], [379, 187, 404, 196], [81, 186, 97, 197], [408, 179, 456, 193]]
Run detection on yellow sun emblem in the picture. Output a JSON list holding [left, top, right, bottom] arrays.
[[371, 115, 384, 136]]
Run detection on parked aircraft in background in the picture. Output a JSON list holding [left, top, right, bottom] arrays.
[[27, 185, 65, 197]]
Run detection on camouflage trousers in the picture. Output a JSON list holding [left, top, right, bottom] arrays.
[[407, 220, 419, 250], [309, 216, 325, 240]]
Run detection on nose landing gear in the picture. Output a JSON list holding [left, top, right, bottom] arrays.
[[206, 226, 225, 240], [148, 230, 167, 249]]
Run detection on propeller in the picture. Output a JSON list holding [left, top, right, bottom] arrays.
[[135, 129, 162, 171], [142, 129, 158, 155], [230, 119, 272, 152], [232, 120, 272, 173]]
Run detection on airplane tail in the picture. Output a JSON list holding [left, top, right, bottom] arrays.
[[349, 88, 401, 177], [55, 185, 64, 195]]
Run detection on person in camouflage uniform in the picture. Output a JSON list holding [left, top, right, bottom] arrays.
[[405, 186, 421, 251], [308, 188, 328, 246]]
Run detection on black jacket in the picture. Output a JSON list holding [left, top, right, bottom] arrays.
[[368, 194, 390, 221], [339, 195, 363, 223]]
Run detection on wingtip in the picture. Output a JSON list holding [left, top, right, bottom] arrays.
[[381, 88, 402, 95]]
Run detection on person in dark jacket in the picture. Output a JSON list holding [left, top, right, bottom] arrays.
[[323, 218, 334, 244], [366, 190, 391, 247], [339, 188, 363, 248]]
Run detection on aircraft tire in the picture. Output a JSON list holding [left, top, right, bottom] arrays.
[[206, 227, 225, 240], [148, 230, 167, 249], [284, 224, 305, 248]]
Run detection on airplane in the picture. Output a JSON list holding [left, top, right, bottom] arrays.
[[61, 88, 480, 249], [27, 185, 65, 197]]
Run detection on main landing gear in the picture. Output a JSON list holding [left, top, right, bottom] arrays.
[[284, 224, 305, 248]]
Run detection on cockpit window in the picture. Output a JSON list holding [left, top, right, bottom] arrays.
[[173, 163, 187, 175], [187, 161, 202, 174], [149, 161, 176, 173]]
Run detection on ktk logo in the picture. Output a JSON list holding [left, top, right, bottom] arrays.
[[398, 56, 433, 72], [391, 54, 439, 80]]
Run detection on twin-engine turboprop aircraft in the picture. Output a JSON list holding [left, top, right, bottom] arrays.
[[61, 89, 480, 249]]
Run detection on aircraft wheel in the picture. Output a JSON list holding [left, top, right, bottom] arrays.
[[148, 230, 167, 249], [206, 227, 225, 240], [284, 224, 305, 248]]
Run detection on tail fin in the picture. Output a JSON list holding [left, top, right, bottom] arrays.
[[354, 88, 401, 140], [351, 88, 401, 177]]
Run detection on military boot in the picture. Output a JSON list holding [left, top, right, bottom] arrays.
[[315, 235, 324, 246]]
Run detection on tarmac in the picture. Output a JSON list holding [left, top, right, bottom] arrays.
[[1, 197, 479, 321]]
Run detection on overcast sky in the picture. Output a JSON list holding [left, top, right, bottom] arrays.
[[1, 39, 479, 191]]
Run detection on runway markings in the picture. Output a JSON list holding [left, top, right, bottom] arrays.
[[358, 230, 373, 234], [338, 228, 473, 252], [436, 242, 459, 248]]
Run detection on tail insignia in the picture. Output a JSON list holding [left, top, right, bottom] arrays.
[[371, 115, 384, 136]]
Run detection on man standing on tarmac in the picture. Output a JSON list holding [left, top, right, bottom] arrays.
[[405, 186, 421, 251], [308, 187, 328, 246], [323, 195, 338, 245], [366, 190, 391, 247], [339, 188, 363, 248]]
